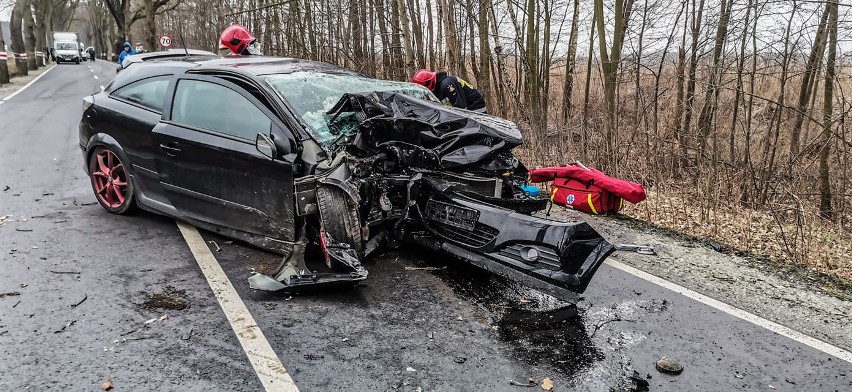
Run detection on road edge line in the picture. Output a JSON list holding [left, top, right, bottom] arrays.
[[1, 64, 56, 102], [176, 221, 300, 392], [605, 259, 852, 364]]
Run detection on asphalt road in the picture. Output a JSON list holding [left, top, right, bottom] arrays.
[[1, 61, 850, 391]]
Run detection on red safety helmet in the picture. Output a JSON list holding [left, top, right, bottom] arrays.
[[412, 69, 437, 91], [220, 24, 256, 55]]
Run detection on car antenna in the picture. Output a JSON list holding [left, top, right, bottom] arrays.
[[179, 34, 189, 58]]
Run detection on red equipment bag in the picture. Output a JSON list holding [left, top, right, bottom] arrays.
[[530, 163, 646, 215]]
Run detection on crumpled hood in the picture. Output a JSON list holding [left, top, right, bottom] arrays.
[[326, 91, 523, 168]]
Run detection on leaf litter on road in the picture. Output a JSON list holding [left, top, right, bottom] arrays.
[[100, 376, 113, 391]]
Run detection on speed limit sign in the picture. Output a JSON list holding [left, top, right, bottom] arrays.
[[159, 35, 173, 48]]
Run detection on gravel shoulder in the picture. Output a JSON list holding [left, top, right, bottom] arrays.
[[540, 207, 852, 352]]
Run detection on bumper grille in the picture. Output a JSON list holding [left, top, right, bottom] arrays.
[[428, 221, 499, 248]]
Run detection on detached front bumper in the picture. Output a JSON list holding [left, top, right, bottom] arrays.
[[413, 195, 613, 299]]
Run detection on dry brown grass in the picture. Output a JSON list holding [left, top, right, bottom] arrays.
[[508, 61, 852, 283]]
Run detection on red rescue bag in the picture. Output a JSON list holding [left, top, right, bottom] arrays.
[[530, 163, 646, 215]]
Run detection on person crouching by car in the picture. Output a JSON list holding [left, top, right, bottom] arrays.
[[117, 42, 135, 68], [412, 69, 487, 113]]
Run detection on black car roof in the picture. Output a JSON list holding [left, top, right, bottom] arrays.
[[126, 52, 359, 77]]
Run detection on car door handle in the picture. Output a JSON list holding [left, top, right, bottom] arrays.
[[160, 143, 181, 156]]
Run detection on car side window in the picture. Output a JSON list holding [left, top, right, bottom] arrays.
[[171, 79, 272, 140], [111, 77, 170, 112]]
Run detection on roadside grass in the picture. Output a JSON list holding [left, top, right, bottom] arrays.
[[0, 61, 54, 99]]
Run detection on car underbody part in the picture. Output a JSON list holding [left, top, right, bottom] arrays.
[[249, 91, 614, 299], [615, 243, 657, 255], [248, 224, 368, 292]]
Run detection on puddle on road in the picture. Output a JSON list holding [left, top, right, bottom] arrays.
[[427, 260, 602, 377]]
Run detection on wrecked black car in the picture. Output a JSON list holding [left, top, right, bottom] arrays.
[[79, 54, 614, 299]]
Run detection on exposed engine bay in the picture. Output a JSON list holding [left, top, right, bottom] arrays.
[[249, 92, 614, 300]]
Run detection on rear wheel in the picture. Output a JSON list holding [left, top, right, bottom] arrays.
[[89, 147, 136, 214], [317, 186, 363, 254]]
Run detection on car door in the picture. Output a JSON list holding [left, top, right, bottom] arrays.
[[152, 75, 296, 243]]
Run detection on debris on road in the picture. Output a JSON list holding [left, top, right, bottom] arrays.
[[15, 228, 33, 232], [100, 376, 113, 391], [49, 270, 81, 275], [70, 294, 87, 308], [406, 367, 416, 372], [143, 318, 157, 324], [81, 202, 98, 206], [0, 291, 21, 298], [453, 356, 467, 364], [655, 357, 684, 375], [13, 300, 21, 308], [630, 371, 650, 391], [143, 286, 189, 310], [404, 266, 446, 271], [508, 378, 537, 387], [181, 328, 193, 340], [19, 283, 27, 288], [615, 243, 657, 255], [3, 185, 9, 191], [159, 313, 169, 321], [54, 319, 77, 333], [207, 240, 221, 252], [540, 377, 553, 391]]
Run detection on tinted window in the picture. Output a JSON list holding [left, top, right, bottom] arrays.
[[171, 79, 271, 140], [112, 77, 170, 112]]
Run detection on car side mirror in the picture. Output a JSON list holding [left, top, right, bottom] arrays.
[[256, 133, 277, 159]]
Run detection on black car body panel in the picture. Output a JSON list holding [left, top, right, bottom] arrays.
[[79, 55, 614, 299]]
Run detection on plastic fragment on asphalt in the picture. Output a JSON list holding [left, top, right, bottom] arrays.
[[630, 371, 650, 391], [100, 376, 113, 391], [540, 377, 553, 391], [655, 357, 684, 375], [406, 367, 416, 372]]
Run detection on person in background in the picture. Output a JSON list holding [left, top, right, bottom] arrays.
[[117, 41, 135, 68], [412, 69, 487, 113], [87, 47, 96, 62]]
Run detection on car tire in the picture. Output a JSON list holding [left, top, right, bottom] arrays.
[[88, 146, 137, 214], [316, 185, 363, 255]]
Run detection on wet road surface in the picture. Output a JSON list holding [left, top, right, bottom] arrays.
[[1, 61, 850, 391]]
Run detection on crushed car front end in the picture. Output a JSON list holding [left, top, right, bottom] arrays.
[[254, 71, 613, 300]]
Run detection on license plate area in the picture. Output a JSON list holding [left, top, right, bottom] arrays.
[[425, 200, 480, 231]]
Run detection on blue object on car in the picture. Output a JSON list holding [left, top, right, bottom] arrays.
[[519, 185, 540, 197]]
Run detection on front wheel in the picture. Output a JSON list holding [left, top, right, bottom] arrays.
[[89, 147, 136, 214], [317, 185, 363, 254]]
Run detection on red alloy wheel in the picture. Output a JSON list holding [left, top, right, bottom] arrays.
[[91, 149, 129, 209]]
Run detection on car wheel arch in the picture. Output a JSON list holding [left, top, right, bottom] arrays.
[[84, 133, 133, 176]]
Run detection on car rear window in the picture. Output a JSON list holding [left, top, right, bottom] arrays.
[[111, 76, 170, 112]]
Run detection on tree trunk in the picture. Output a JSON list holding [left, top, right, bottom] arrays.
[[10, 0, 29, 76], [477, 0, 492, 102], [24, 0, 39, 69], [790, 5, 829, 161], [680, 0, 706, 167], [0, 26, 10, 84], [695, 0, 733, 160], [729, 0, 752, 164], [144, 0, 157, 52], [818, 0, 838, 219], [561, 0, 580, 124]]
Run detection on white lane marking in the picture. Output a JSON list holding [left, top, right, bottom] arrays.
[[93, 75, 99, 80], [1, 65, 55, 102], [90, 69, 94, 72], [605, 259, 852, 364], [176, 221, 299, 392]]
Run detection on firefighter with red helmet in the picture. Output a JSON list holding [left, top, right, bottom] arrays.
[[412, 69, 487, 113], [220, 24, 262, 55]]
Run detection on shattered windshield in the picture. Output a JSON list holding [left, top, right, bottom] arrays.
[[266, 72, 437, 145]]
